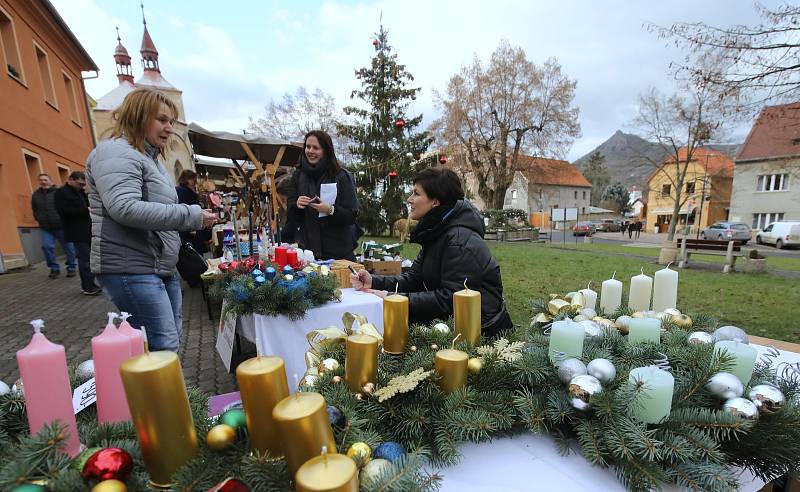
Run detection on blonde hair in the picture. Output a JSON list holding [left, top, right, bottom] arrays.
[[109, 88, 178, 154]]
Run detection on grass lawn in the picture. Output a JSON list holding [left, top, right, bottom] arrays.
[[363, 237, 800, 343]]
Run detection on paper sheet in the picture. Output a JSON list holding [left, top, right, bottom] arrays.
[[319, 182, 338, 217]]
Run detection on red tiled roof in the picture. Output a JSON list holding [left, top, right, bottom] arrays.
[[737, 102, 800, 162], [647, 147, 735, 183], [514, 155, 592, 188]]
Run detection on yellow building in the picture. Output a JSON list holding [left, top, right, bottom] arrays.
[[645, 147, 734, 234]]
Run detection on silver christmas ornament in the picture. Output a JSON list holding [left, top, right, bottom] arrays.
[[433, 323, 450, 333], [558, 358, 587, 384], [580, 308, 597, 319], [723, 397, 759, 420], [614, 315, 633, 335], [320, 358, 340, 372], [76, 359, 95, 381], [687, 331, 714, 345], [713, 326, 749, 344], [748, 384, 785, 415], [11, 378, 23, 395], [579, 320, 604, 339], [663, 308, 681, 316], [706, 372, 744, 400], [0, 380, 9, 396], [568, 374, 602, 411], [587, 358, 617, 385]]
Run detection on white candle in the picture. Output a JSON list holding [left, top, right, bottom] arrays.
[[652, 265, 678, 312], [628, 268, 653, 312], [600, 272, 622, 315], [578, 283, 597, 311]]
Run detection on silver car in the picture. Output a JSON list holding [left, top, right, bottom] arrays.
[[700, 222, 752, 244]]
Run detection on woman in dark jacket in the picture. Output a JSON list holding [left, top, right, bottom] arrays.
[[351, 168, 512, 339], [175, 169, 211, 255], [287, 130, 358, 261]]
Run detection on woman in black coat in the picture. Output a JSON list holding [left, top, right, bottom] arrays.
[[351, 168, 512, 339], [288, 130, 358, 261]]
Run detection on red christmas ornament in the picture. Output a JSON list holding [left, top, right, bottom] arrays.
[[219, 262, 233, 272], [229, 260, 239, 270], [257, 259, 266, 270], [208, 478, 251, 492], [242, 256, 257, 272], [81, 447, 133, 481], [372, 39, 380, 47], [388, 170, 398, 177], [394, 118, 405, 129], [438, 155, 448, 164]]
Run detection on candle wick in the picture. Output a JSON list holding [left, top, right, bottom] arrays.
[[612, 271, 616, 280], [395, 283, 399, 295], [452, 333, 461, 349], [463, 278, 468, 291], [587, 281, 592, 290], [141, 326, 150, 355], [666, 261, 673, 270], [640, 267, 644, 275], [29, 319, 44, 334], [107, 312, 119, 326]]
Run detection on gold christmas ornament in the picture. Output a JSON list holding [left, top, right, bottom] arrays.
[[548, 299, 571, 316], [362, 382, 375, 394], [91, 480, 128, 492], [613, 315, 633, 335], [433, 322, 450, 333], [319, 358, 340, 373], [346, 442, 372, 462], [355, 393, 363, 400], [570, 291, 586, 309], [206, 424, 237, 451], [332, 375, 342, 384], [467, 357, 484, 374], [410, 346, 417, 352], [672, 314, 693, 328], [430, 344, 439, 350]]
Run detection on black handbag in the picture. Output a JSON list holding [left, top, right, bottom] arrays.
[[177, 242, 208, 281]]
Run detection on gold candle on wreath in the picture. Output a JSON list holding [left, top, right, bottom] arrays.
[[345, 334, 378, 393], [383, 284, 409, 354], [454, 279, 481, 345], [295, 446, 358, 492], [272, 391, 337, 478], [236, 355, 289, 457], [119, 339, 198, 488], [435, 334, 469, 394]]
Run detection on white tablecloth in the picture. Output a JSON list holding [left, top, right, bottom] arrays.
[[239, 288, 384, 385]]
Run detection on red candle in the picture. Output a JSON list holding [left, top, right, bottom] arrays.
[[92, 313, 132, 423], [16, 320, 81, 456], [286, 249, 299, 269], [275, 246, 288, 267], [117, 312, 144, 357]]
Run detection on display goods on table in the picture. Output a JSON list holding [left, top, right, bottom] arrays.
[[2, 265, 800, 491]]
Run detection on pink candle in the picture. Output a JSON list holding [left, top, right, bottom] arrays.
[[117, 312, 144, 357], [16, 320, 81, 456], [287, 249, 299, 269], [92, 313, 132, 423], [275, 246, 288, 267]]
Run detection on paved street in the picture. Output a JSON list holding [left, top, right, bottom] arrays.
[[0, 263, 237, 396]]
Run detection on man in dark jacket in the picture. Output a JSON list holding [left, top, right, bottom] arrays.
[[31, 173, 76, 279], [55, 171, 99, 294]]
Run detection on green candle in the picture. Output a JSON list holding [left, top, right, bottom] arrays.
[[629, 366, 674, 423], [628, 318, 661, 345], [548, 320, 585, 363], [714, 341, 757, 385]]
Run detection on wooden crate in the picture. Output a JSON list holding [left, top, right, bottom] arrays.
[[363, 259, 402, 275], [330, 260, 364, 289]]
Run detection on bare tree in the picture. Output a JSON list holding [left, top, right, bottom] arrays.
[[634, 85, 728, 241], [433, 41, 580, 209]]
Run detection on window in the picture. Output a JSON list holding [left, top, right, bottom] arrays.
[[0, 6, 24, 83], [757, 173, 789, 191], [574, 190, 578, 200], [22, 150, 42, 192], [62, 71, 81, 125], [582, 191, 586, 200], [34, 43, 57, 108], [752, 212, 785, 230], [686, 181, 696, 194], [510, 189, 517, 200], [56, 164, 69, 185], [661, 184, 671, 197]]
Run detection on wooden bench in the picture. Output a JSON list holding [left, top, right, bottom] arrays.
[[676, 238, 744, 273]]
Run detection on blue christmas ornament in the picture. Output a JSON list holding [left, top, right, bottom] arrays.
[[373, 441, 406, 463], [265, 266, 276, 280], [326, 405, 344, 427], [279, 275, 309, 294], [251, 268, 264, 278], [254, 275, 266, 285], [282, 265, 294, 275], [229, 283, 250, 302]]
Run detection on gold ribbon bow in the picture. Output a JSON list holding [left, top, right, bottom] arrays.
[[532, 293, 585, 324], [304, 312, 383, 372]]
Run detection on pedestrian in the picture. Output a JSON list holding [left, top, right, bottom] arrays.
[[31, 173, 77, 279], [55, 171, 100, 295], [85, 88, 217, 352], [635, 220, 643, 239], [176, 169, 212, 287], [621, 221, 628, 236], [628, 221, 634, 239]]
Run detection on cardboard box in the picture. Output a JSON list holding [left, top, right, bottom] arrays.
[[330, 260, 364, 288], [364, 259, 402, 275]]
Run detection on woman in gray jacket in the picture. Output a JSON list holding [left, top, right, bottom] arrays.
[[86, 88, 216, 351]]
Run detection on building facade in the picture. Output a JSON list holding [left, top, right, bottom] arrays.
[[0, 0, 97, 267], [729, 103, 800, 230], [93, 17, 193, 183], [645, 147, 734, 234]]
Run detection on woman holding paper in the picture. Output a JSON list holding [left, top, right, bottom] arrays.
[[288, 130, 359, 261], [351, 168, 512, 339]]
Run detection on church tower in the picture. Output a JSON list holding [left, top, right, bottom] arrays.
[[114, 27, 134, 85]]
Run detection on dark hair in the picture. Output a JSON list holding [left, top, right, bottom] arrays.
[[178, 169, 198, 186], [303, 130, 341, 175], [412, 168, 464, 203], [69, 171, 85, 180], [38, 173, 51, 179]]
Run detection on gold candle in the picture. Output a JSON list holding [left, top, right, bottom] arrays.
[[345, 334, 378, 393], [119, 351, 198, 488], [382, 292, 409, 354], [454, 283, 481, 345], [236, 356, 289, 457], [272, 392, 336, 478], [296, 447, 358, 492], [435, 348, 469, 394]]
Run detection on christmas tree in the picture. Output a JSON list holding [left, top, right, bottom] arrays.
[[341, 24, 432, 236]]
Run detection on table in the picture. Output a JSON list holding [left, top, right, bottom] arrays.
[[238, 288, 384, 384]]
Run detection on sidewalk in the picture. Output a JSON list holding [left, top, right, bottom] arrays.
[[0, 263, 237, 396]]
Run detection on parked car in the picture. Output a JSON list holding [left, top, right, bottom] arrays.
[[595, 219, 622, 232], [756, 221, 800, 249], [700, 222, 752, 244], [572, 222, 596, 236]]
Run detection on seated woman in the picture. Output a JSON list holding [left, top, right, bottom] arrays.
[[351, 168, 512, 339]]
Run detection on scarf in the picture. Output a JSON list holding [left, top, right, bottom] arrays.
[[409, 201, 457, 245], [300, 154, 331, 181]]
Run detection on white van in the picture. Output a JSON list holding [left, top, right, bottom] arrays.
[[756, 221, 800, 249]]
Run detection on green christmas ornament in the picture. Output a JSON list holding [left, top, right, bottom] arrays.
[[221, 408, 247, 429], [11, 484, 46, 492], [73, 446, 103, 472]]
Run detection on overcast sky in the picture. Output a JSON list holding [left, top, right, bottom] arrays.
[[52, 0, 777, 161]]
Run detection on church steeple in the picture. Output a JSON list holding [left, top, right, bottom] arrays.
[[113, 27, 134, 85], [139, 2, 160, 73]]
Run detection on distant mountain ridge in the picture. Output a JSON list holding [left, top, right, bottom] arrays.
[[573, 130, 740, 188]]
